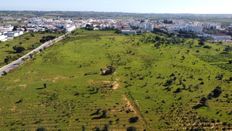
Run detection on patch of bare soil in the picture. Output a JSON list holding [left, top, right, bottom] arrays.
[[123, 95, 137, 114], [112, 81, 120, 90], [10, 106, 17, 112], [122, 94, 148, 128], [19, 84, 27, 88], [41, 76, 68, 83], [52, 76, 68, 83], [13, 79, 20, 83]]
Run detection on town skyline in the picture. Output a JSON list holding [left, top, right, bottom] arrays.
[[1, 0, 232, 14]]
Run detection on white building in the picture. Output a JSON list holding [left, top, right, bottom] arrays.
[[0, 35, 7, 42], [65, 24, 76, 32], [4, 31, 23, 38], [0, 25, 14, 33], [121, 30, 137, 35], [211, 35, 232, 42], [4, 32, 16, 37], [183, 25, 203, 33], [140, 22, 154, 32]]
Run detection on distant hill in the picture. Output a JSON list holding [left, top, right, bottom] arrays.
[[1, 11, 232, 21]]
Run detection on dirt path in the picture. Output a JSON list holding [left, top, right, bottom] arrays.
[[112, 81, 120, 90], [123, 94, 148, 128]]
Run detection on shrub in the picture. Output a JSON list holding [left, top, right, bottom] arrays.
[[15, 99, 23, 104], [13, 45, 25, 53], [192, 97, 208, 109], [36, 127, 46, 131], [224, 46, 232, 52], [215, 74, 223, 80], [208, 86, 222, 99], [40, 36, 56, 43], [198, 39, 205, 46], [128, 116, 139, 123], [4, 56, 11, 64], [127, 126, 137, 131], [203, 45, 211, 49], [228, 60, 232, 64], [173, 88, 181, 94]]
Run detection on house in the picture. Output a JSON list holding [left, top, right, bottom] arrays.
[[211, 35, 232, 42], [139, 22, 154, 32], [121, 30, 137, 35], [18, 31, 24, 36], [0, 35, 7, 42], [4, 32, 18, 37], [4, 31, 18, 37], [93, 27, 100, 31], [4, 31, 23, 38], [64, 24, 76, 32], [0, 25, 14, 33]]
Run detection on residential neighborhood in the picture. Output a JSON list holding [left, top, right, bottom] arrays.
[[1, 16, 232, 43]]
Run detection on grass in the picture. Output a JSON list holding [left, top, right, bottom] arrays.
[[0, 32, 61, 67], [0, 30, 231, 130]]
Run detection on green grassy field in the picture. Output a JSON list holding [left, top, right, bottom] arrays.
[[0, 32, 61, 67], [0, 30, 231, 130]]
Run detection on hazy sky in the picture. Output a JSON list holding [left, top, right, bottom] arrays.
[[1, 0, 232, 14]]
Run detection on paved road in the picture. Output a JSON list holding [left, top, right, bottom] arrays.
[[0, 32, 70, 77]]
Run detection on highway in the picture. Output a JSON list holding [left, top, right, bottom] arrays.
[[0, 32, 70, 77]]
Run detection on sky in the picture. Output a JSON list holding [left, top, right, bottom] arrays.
[[0, 0, 232, 14]]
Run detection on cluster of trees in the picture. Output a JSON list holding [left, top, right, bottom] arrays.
[[13, 45, 25, 53], [193, 86, 222, 110], [140, 33, 184, 48], [85, 24, 94, 30], [198, 39, 205, 46], [40, 35, 56, 43], [3, 46, 25, 64], [2, 35, 58, 64], [224, 46, 232, 52]]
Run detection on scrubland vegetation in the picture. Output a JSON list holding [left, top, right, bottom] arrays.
[[0, 30, 231, 130], [0, 32, 61, 67]]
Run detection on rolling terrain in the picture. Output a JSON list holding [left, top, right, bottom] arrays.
[[0, 30, 231, 130]]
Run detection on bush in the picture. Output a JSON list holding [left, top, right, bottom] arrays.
[[40, 36, 56, 43], [36, 127, 46, 131], [13, 45, 25, 53], [173, 88, 181, 94], [228, 60, 232, 64], [192, 97, 208, 109], [127, 126, 137, 131], [203, 45, 211, 49], [128, 116, 139, 123], [224, 46, 232, 52], [215, 74, 223, 80], [4, 56, 11, 64], [198, 39, 205, 46], [208, 86, 222, 99]]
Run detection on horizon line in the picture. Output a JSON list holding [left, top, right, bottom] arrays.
[[1, 10, 232, 15]]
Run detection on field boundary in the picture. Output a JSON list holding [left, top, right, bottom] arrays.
[[124, 92, 150, 130]]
